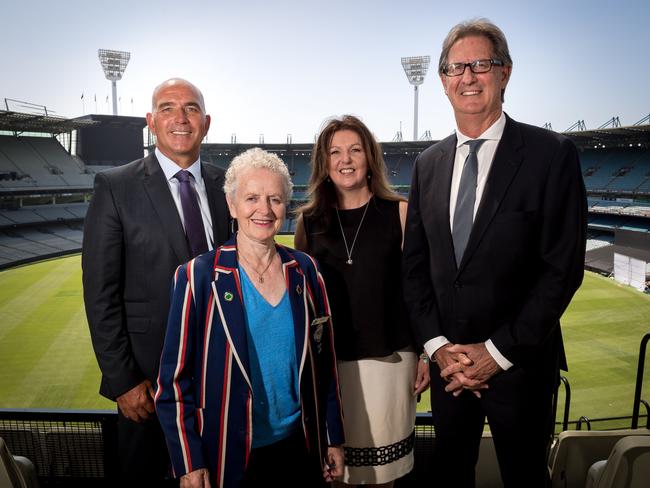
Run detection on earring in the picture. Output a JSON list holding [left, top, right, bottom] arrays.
[[367, 173, 371, 180], [326, 177, 331, 183]]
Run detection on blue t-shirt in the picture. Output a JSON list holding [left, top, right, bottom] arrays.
[[240, 267, 301, 448]]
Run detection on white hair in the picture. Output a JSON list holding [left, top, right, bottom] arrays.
[[223, 147, 293, 203]]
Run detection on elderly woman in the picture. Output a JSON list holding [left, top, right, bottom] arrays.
[[295, 115, 429, 487], [155, 147, 345, 488]]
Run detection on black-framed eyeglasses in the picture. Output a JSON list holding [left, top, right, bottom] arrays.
[[442, 59, 504, 77]]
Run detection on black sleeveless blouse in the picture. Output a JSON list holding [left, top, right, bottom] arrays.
[[304, 197, 413, 360]]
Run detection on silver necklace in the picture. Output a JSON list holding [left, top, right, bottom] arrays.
[[335, 197, 372, 265], [238, 250, 275, 283]]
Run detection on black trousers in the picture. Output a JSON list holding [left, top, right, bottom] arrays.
[[241, 429, 326, 488], [117, 410, 176, 486], [429, 364, 556, 488]]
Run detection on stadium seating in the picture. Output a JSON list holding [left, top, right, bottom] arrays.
[[582, 147, 650, 194], [0, 136, 93, 189], [585, 435, 650, 488], [0, 437, 39, 488], [548, 429, 650, 488], [385, 154, 415, 186], [284, 154, 311, 185], [0, 222, 83, 268]]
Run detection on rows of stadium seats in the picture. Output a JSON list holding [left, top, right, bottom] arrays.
[[0, 203, 88, 226], [589, 214, 650, 233], [582, 147, 650, 194], [385, 154, 416, 186], [588, 199, 650, 218], [0, 223, 83, 267], [0, 203, 86, 268], [0, 136, 93, 189]]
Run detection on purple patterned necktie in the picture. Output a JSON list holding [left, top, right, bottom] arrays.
[[174, 170, 209, 258]]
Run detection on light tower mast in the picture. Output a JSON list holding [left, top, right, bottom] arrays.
[[401, 56, 430, 140], [98, 49, 131, 116]]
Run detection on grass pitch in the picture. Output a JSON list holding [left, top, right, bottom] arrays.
[[0, 250, 649, 430]]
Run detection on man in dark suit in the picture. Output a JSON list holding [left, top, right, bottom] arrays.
[[82, 78, 230, 483], [402, 20, 587, 487]]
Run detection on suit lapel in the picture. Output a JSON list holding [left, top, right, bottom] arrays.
[[202, 163, 228, 244], [142, 153, 190, 263], [428, 136, 458, 267], [458, 116, 524, 271]]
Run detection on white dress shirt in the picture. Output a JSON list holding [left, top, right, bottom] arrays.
[[424, 112, 513, 371], [155, 148, 214, 251]]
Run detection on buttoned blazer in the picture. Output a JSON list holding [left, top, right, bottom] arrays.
[[82, 152, 230, 399], [155, 239, 345, 488], [402, 114, 587, 371]]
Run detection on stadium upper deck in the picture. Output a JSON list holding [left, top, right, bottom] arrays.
[[0, 109, 649, 268]]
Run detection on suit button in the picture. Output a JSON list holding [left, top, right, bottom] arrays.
[[454, 282, 462, 289]]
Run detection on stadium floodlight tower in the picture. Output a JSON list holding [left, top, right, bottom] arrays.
[[98, 49, 131, 115], [401, 56, 430, 140]]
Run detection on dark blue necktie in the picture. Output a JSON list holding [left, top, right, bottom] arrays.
[[174, 170, 209, 258], [452, 139, 485, 266]]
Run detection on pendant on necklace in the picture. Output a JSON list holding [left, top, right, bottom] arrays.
[[346, 259, 353, 265], [259, 276, 264, 283]]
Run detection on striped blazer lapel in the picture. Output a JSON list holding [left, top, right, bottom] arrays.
[[212, 249, 252, 390], [279, 247, 309, 376]]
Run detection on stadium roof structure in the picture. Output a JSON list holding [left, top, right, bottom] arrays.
[[565, 124, 650, 149], [0, 110, 98, 135], [72, 114, 147, 129]]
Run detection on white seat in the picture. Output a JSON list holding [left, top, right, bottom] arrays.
[[548, 429, 650, 488], [587, 435, 650, 488], [0, 437, 39, 488]]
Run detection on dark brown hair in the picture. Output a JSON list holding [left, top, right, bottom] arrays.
[[298, 115, 403, 224]]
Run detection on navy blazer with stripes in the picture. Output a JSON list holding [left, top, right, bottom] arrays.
[[155, 237, 345, 487]]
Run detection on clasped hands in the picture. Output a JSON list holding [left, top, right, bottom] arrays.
[[434, 342, 501, 397]]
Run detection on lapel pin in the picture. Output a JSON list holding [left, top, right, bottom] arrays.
[[296, 284, 302, 295], [224, 291, 234, 302]]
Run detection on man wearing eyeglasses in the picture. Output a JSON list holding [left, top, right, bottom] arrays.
[[402, 19, 587, 487]]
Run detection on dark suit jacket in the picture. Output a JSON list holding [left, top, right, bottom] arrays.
[[82, 152, 230, 400], [402, 115, 587, 374]]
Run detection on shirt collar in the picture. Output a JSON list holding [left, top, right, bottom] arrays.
[[455, 111, 506, 148], [155, 148, 203, 183]]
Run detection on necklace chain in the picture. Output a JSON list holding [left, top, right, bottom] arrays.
[[238, 250, 275, 283], [335, 196, 372, 265]]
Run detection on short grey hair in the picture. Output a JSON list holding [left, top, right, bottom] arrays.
[[223, 148, 293, 203], [438, 19, 513, 101]]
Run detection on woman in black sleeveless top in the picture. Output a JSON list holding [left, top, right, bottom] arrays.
[[295, 115, 430, 487]]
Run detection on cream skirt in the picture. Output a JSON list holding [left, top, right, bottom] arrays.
[[337, 349, 418, 484]]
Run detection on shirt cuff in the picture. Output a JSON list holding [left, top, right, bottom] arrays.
[[485, 339, 513, 370], [424, 336, 450, 360]]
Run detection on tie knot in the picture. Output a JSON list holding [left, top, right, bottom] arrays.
[[174, 170, 193, 183], [465, 139, 485, 154]]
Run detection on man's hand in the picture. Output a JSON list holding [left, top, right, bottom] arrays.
[[116, 379, 155, 422], [440, 343, 501, 395], [180, 468, 210, 488], [413, 357, 431, 397], [323, 446, 344, 481], [433, 343, 473, 372], [434, 343, 487, 398]]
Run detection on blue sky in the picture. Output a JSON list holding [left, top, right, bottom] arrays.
[[1, 0, 648, 143]]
